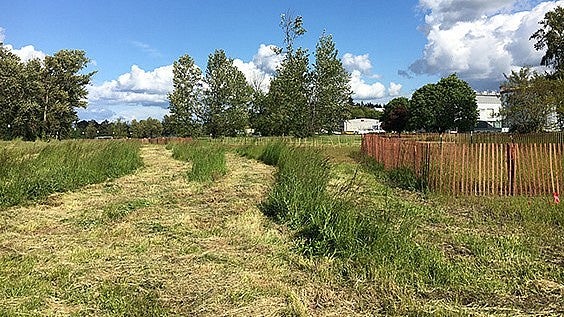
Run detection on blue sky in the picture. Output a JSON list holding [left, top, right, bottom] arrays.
[[1, 0, 561, 121]]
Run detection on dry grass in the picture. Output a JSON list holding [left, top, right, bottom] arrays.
[[0, 145, 369, 316]]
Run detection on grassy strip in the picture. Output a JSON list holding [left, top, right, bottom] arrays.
[[239, 143, 452, 288], [170, 141, 227, 182], [0, 140, 142, 207]]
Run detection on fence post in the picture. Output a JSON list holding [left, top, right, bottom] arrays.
[[507, 143, 516, 196]]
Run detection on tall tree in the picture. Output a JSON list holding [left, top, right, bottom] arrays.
[[312, 33, 351, 133], [0, 46, 25, 140], [203, 49, 252, 137], [531, 6, 564, 76], [168, 54, 204, 137], [0, 48, 93, 140], [381, 97, 410, 136], [266, 48, 311, 137], [40, 50, 95, 139], [261, 13, 311, 137]]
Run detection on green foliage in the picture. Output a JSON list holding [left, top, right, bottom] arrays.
[[0, 47, 94, 140], [171, 142, 227, 182], [409, 74, 477, 132], [500, 68, 557, 133], [203, 50, 253, 137], [130, 117, 163, 138], [167, 54, 204, 137], [264, 49, 311, 137], [387, 167, 425, 191], [0, 140, 142, 207], [381, 97, 410, 134], [312, 33, 351, 133], [531, 6, 564, 75]]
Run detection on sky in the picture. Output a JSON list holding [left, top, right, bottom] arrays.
[[1, 0, 562, 122]]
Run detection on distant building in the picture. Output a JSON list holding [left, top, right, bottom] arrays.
[[475, 92, 503, 131], [343, 118, 383, 134]]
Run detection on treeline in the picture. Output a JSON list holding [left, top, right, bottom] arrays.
[[166, 14, 353, 138], [72, 118, 164, 139]]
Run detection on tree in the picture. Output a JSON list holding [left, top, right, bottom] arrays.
[[0, 47, 93, 140], [40, 50, 95, 139], [130, 118, 163, 138], [260, 13, 311, 137], [203, 49, 252, 137], [531, 6, 564, 76], [168, 54, 204, 137], [381, 97, 410, 135], [500, 68, 557, 133], [112, 118, 130, 138], [311, 33, 351, 133], [409, 74, 477, 132], [266, 48, 311, 137]]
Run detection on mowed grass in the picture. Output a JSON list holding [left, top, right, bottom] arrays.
[[0, 140, 562, 316]]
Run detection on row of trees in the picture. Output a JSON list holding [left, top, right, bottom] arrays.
[[0, 46, 94, 140], [73, 118, 164, 139], [380, 74, 478, 135], [167, 14, 352, 138]]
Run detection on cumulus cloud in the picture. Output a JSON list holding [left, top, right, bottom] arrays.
[[85, 64, 173, 121], [411, 0, 564, 90], [342, 53, 373, 75], [233, 44, 282, 91], [4, 44, 46, 62], [349, 70, 386, 101], [388, 82, 403, 96]]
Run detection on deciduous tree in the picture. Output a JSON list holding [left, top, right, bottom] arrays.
[[203, 49, 252, 137], [381, 97, 410, 135], [168, 54, 204, 137], [312, 33, 351, 133]]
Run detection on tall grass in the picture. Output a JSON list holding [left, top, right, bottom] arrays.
[[0, 140, 142, 207], [170, 142, 227, 182], [246, 142, 452, 286]]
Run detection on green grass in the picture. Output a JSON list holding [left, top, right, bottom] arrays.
[[237, 141, 564, 315], [170, 141, 227, 182], [0, 140, 142, 207]]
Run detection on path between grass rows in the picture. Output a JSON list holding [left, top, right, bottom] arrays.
[[0, 145, 358, 316]]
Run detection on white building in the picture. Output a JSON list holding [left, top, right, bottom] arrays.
[[343, 118, 383, 134], [475, 93, 503, 131]]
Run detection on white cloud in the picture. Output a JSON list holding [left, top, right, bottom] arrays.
[[0, 27, 5, 43], [4, 44, 46, 62], [411, 0, 564, 90], [342, 53, 373, 75], [233, 44, 282, 91], [349, 70, 386, 101], [85, 64, 173, 121], [388, 82, 402, 96]]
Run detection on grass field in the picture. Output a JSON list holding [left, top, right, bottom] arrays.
[[0, 140, 562, 316]]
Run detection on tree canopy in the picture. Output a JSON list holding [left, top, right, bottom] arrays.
[[409, 74, 477, 133], [0, 47, 94, 140]]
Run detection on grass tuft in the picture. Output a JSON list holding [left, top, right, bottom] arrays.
[[171, 141, 227, 182]]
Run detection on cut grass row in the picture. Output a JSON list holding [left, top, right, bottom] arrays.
[[0, 140, 143, 208], [238, 141, 564, 315]]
